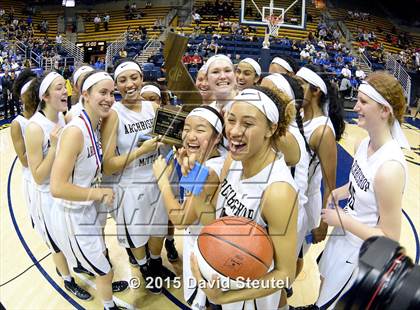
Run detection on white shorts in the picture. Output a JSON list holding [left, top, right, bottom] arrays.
[[183, 226, 207, 310], [51, 201, 112, 276], [22, 177, 37, 231], [95, 200, 108, 230], [316, 231, 360, 309], [305, 191, 322, 231], [297, 205, 307, 257], [112, 183, 168, 249], [32, 188, 61, 252], [301, 191, 322, 255]]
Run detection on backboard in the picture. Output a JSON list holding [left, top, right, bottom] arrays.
[[240, 0, 306, 30]]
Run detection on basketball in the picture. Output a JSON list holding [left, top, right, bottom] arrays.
[[194, 216, 274, 289]]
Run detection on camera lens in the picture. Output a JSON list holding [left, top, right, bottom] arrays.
[[337, 236, 420, 310]]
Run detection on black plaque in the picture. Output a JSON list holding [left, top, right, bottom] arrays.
[[152, 107, 187, 146]]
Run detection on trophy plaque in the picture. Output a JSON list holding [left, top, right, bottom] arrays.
[[151, 32, 203, 145]]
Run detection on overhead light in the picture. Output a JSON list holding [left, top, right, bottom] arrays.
[[62, 0, 75, 7]]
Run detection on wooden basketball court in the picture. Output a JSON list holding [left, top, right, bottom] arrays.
[[0, 116, 419, 309]]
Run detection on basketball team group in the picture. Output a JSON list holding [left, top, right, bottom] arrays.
[[10, 53, 409, 310]]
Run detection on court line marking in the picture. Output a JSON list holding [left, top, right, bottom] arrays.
[[6, 157, 85, 310], [7, 156, 190, 310], [7, 144, 419, 309], [74, 273, 137, 310]]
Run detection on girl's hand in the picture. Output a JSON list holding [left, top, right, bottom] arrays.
[[321, 206, 348, 228], [190, 253, 224, 304]]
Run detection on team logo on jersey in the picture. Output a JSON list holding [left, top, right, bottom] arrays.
[[123, 118, 154, 134], [220, 179, 255, 220], [350, 160, 370, 192]]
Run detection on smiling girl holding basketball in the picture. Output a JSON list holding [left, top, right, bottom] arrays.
[[170, 85, 298, 309]]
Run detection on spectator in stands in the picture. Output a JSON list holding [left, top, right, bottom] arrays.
[[339, 75, 352, 100], [153, 18, 163, 32], [300, 48, 311, 62], [0, 9, 5, 18], [1, 69, 13, 118], [209, 39, 220, 54], [145, 1, 152, 9], [190, 53, 202, 68], [341, 64, 351, 78], [103, 13, 110, 31], [10, 59, 19, 71], [204, 24, 215, 34], [94, 15, 101, 31], [182, 52, 192, 67], [94, 58, 105, 70], [40, 19, 49, 33], [355, 66, 366, 83], [333, 28, 341, 41], [55, 32, 62, 51], [192, 11, 201, 26], [119, 49, 127, 58], [233, 54, 241, 65], [245, 3, 254, 17]]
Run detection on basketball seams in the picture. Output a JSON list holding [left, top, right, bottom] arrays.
[[210, 217, 275, 254], [200, 232, 271, 271]]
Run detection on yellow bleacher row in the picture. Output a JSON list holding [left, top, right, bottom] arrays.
[[1, 0, 415, 52], [329, 7, 419, 53], [1, 0, 169, 42]]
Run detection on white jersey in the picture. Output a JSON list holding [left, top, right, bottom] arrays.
[[288, 122, 310, 253], [303, 116, 335, 195], [54, 113, 102, 209], [27, 111, 65, 191], [112, 101, 158, 181], [216, 154, 298, 225], [184, 156, 224, 308], [288, 122, 309, 206], [215, 154, 297, 309], [344, 137, 407, 246], [67, 98, 84, 119], [14, 115, 31, 181]]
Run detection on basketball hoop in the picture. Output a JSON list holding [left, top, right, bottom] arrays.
[[264, 14, 284, 37]]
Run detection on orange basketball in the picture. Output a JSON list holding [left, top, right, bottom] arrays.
[[196, 216, 274, 282]]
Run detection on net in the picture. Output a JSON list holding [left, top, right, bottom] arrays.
[[264, 14, 284, 37]]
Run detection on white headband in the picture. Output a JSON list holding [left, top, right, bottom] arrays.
[[73, 65, 94, 85], [205, 54, 233, 74], [199, 63, 208, 73], [114, 61, 143, 80], [82, 72, 113, 92], [271, 57, 293, 73], [240, 58, 261, 76], [265, 74, 295, 100], [296, 67, 328, 95], [358, 82, 410, 149], [140, 85, 161, 98], [39, 72, 61, 101], [234, 88, 279, 123], [21, 79, 34, 96], [188, 107, 223, 134]]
